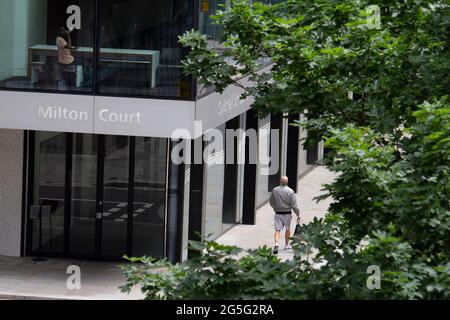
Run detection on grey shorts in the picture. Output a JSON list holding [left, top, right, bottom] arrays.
[[274, 213, 293, 231]]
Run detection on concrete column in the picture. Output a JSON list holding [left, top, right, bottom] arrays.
[[0, 129, 24, 257]]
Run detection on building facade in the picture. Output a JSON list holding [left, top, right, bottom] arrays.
[[0, 0, 322, 262]]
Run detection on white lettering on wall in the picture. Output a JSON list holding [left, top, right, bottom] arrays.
[[218, 93, 250, 117], [98, 109, 143, 124], [38, 106, 88, 121]]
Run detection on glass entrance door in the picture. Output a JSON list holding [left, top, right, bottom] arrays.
[[31, 132, 67, 254], [71, 134, 130, 258], [70, 134, 98, 256], [100, 135, 130, 257], [29, 132, 167, 260]]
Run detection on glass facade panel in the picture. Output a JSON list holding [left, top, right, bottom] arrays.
[[101, 135, 130, 257], [198, 0, 229, 48], [32, 132, 66, 253], [29, 132, 170, 259], [70, 134, 97, 255], [198, 0, 284, 48], [97, 0, 194, 98], [0, 0, 95, 92], [197, 0, 276, 97], [133, 137, 167, 258], [0, 0, 195, 99]]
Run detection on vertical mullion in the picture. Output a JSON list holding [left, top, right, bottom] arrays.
[[191, 0, 200, 99], [96, 135, 105, 256], [25, 131, 36, 256], [127, 137, 135, 257], [20, 130, 28, 257], [64, 133, 73, 256], [163, 139, 171, 259], [93, 0, 100, 94]]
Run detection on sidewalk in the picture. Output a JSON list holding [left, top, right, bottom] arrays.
[[0, 256, 144, 300], [217, 166, 336, 260]]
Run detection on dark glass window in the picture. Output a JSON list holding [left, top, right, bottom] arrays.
[[222, 116, 240, 225], [32, 132, 66, 253], [70, 134, 98, 255], [0, 0, 95, 92], [0, 0, 195, 99], [29, 132, 170, 259], [133, 137, 167, 258], [101, 135, 130, 257], [198, 0, 228, 47], [97, 0, 194, 98], [197, 0, 275, 98]]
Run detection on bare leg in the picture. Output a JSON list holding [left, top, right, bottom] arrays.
[[285, 229, 291, 247], [275, 231, 280, 245]]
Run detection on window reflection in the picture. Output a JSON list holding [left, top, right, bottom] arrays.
[[0, 0, 194, 99], [133, 137, 167, 258], [70, 134, 97, 255], [102, 135, 130, 257], [0, 0, 95, 92], [198, 0, 229, 49], [198, 0, 283, 49], [197, 0, 277, 98], [32, 132, 66, 253], [97, 0, 194, 98]]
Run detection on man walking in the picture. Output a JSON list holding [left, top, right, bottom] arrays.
[[269, 176, 300, 254]]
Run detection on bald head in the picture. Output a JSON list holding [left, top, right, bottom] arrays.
[[280, 176, 289, 186]]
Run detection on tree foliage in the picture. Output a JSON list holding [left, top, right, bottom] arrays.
[[122, 101, 450, 300], [122, 0, 450, 299], [180, 0, 450, 141]]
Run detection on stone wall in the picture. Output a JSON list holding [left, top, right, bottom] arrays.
[[0, 129, 24, 257]]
